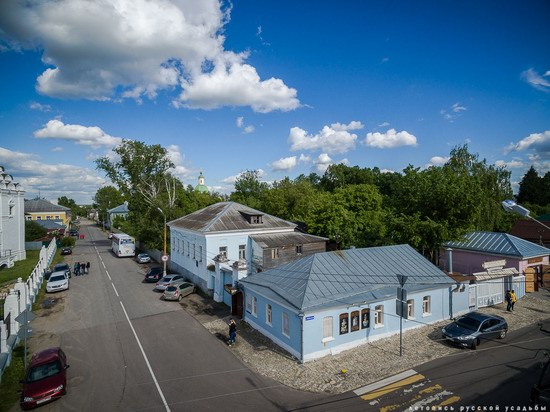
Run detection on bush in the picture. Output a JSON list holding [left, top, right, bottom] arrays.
[[60, 236, 76, 247]]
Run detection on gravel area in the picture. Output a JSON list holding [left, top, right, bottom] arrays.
[[183, 289, 550, 395]]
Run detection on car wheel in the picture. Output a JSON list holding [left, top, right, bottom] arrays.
[[499, 330, 507, 339], [471, 339, 478, 350], [178, 294, 183, 301]]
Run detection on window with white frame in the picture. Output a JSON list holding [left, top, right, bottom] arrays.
[[252, 296, 257, 316], [423, 296, 431, 315], [239, 244, 246, 260], [296, 244, 303, 254], [407, 299, 415, 319], [266, 304, 272, 325], [55, 215, 60, 220], [282, 312, 290, 337], [246, 294, 252, 313], [271, 248, 279, 259], [374, 305, 384, 326], [322, 316, 333, 340]]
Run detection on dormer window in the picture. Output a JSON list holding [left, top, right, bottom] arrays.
[[251, 215, 263, 224], [240, 211, 264, 224]]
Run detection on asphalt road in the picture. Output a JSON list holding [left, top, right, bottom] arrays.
[[34, 221, 329, 412]]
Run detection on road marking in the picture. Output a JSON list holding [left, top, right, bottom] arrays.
[[119, 301, 171, 412], [360, 373, 425, 401], [111, 283, 119, 297], [106, 271, 112, 281]]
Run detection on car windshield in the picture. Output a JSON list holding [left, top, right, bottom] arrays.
[[54, 264, 68, 271], [166, 286, 177, 292], [27, 360, 62, 382], [49, 275, 66, 282], [455, 316, 481, 330], [161, 277, 171, 282]]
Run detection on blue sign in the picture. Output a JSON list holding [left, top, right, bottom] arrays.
[[305, 316, 315, 321]]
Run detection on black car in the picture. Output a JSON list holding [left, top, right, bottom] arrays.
[[143, 267, 164, 283], [61, 247, 72, 255], [52, 263, 71, 279], [442, 311, 508, 349]]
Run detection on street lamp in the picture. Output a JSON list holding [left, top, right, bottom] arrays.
[[502, 200, 550, 231], [157, 207, 167, 275]]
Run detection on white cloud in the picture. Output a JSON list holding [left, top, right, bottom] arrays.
[[51, 147, 63, 152], [236, 116, 244, 128], [166, 144, 191, 181], [34, 119, 123, 148], [378, 122, 390, 128], [313, 153, 348, 173], [299, 153, 310, 163], [270, 156, 297, 172], [288, 121, 363, 154], [235, 116, 255, 134], [504, 130, 550, 154], [521, 68, 550, 92], [495, 159, 524, 169], [29, 101, 51, 112], [0, 146, 105, 204], [364, 128, 417, 149], [441, 102, 467, 122], [426, 156, 449, 167], [243, 125, 255, 134], [0, 0, 299, 112]]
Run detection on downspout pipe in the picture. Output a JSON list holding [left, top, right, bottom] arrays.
[[299, 313, 304, 364]]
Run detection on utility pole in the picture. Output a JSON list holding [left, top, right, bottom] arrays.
[[157, 207, 167, 276], [396, 274, 408, 357]]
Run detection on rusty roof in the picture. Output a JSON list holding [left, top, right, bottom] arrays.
[[168, 202, 296, 233], [250, 232, 327, 248]]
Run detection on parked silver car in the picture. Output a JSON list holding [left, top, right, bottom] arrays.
[[46, 272, 69, 293], [154, 274, 185, 292], [136, 253, 151, 264], [163, 282, 195, 301]]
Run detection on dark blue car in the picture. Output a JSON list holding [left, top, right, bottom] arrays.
[[442, 311, 508, 349]]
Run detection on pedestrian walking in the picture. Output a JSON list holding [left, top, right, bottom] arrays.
[[80, 262, 86, 275], [510, 290, 517, 311], [227, 319, 237, 346], [86, 261, 90, 274], [505, 290, 512, 311], [74, 262, 80, 276]]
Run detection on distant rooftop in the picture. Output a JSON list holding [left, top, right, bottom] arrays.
[[24, 199, 70, 213]]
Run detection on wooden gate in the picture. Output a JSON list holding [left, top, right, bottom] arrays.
[[524, 267, 535, 293]]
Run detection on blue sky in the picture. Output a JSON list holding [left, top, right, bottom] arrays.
[[0, 0, 549, 205]]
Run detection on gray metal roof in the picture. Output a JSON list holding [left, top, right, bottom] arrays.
[[250, 232, 327, 248], [240, 244, 454, 312], [444, 231, 550, 259], [35, 220, 65, 230], [108, 202, 129, 214], [168, 202, 296, 233], [24, 199, 70, 213]]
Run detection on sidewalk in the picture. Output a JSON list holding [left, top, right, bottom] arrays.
[[180, 289, 550, 394]]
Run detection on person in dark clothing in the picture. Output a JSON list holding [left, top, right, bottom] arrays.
[[86, 262, 90, 274], [80, 262, 86, 275], [74, 262, 80, 276], [228, 319, 237, 346]]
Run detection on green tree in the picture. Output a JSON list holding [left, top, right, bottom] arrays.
[[93, 186, 124, 224], [230, 170, 268, 209], [25, 221, 48, 241], [517, 166, 541, 205]]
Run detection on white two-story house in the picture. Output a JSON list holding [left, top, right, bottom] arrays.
[[0, 166, 26, 269], [168, 202, 327, 307]]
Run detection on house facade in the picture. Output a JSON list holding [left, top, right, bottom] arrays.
[[167, 202, 327, 303], [440, 231, 544, 304], [24, 199, 71, 226], [0, 167, 26, 268], [239, 245, 466, 363], [106, 202, 129, 229]]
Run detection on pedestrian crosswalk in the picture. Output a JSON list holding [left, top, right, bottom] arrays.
[[353, 369, 461, 411]]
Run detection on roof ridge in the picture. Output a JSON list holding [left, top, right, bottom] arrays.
[[202, 201, 233, 232]]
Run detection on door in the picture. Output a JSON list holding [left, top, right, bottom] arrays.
[[232, 292, 243, 318]]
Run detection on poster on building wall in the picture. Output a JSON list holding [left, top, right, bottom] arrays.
[[351, 311, 360, 332], [361, 309, 370, 329], [339, 313, 349, 334]]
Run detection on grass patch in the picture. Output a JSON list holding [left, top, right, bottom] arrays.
[[0, 247, 64, 289], [0, 344, 27, 412]]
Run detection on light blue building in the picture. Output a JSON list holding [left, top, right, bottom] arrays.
[[106, 201, 129, 229], [239, 245, 468, 363]]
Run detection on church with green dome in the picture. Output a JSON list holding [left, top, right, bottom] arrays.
[[194, 172, 208, 193]]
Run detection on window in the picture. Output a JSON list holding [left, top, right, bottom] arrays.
[[55, 215, 60, 220], [37, 216, 42, 220], [339, 313, 349, 335], [407, 299, 415, 319], [46, 216, 51, 220], [296, 244, 303, 254], [423, 296, 431, 315], [252, 215, 263, 224], [252, 296, 257, 316], [282, 312, 290, 337], [350, 311, 360, 332], [193, 244, 196, 259], [219, 246, 227, 259], [266, 304, 272, 326], [246, 294, 252, 313], [239, 244, 246, 260], [374, 305, 384, 326], [271, 248, 279, 259], [187, 241, 190, 256], [361, 309, 370, 329], [322, 316, 333, 340], [199, 245, 203, 262]]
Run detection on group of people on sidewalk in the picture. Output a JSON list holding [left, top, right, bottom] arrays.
[[505, 289, 517, 311], [73, 261, 90, 276]]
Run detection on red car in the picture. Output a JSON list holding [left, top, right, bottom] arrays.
[[20, 347, 69, 410]]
